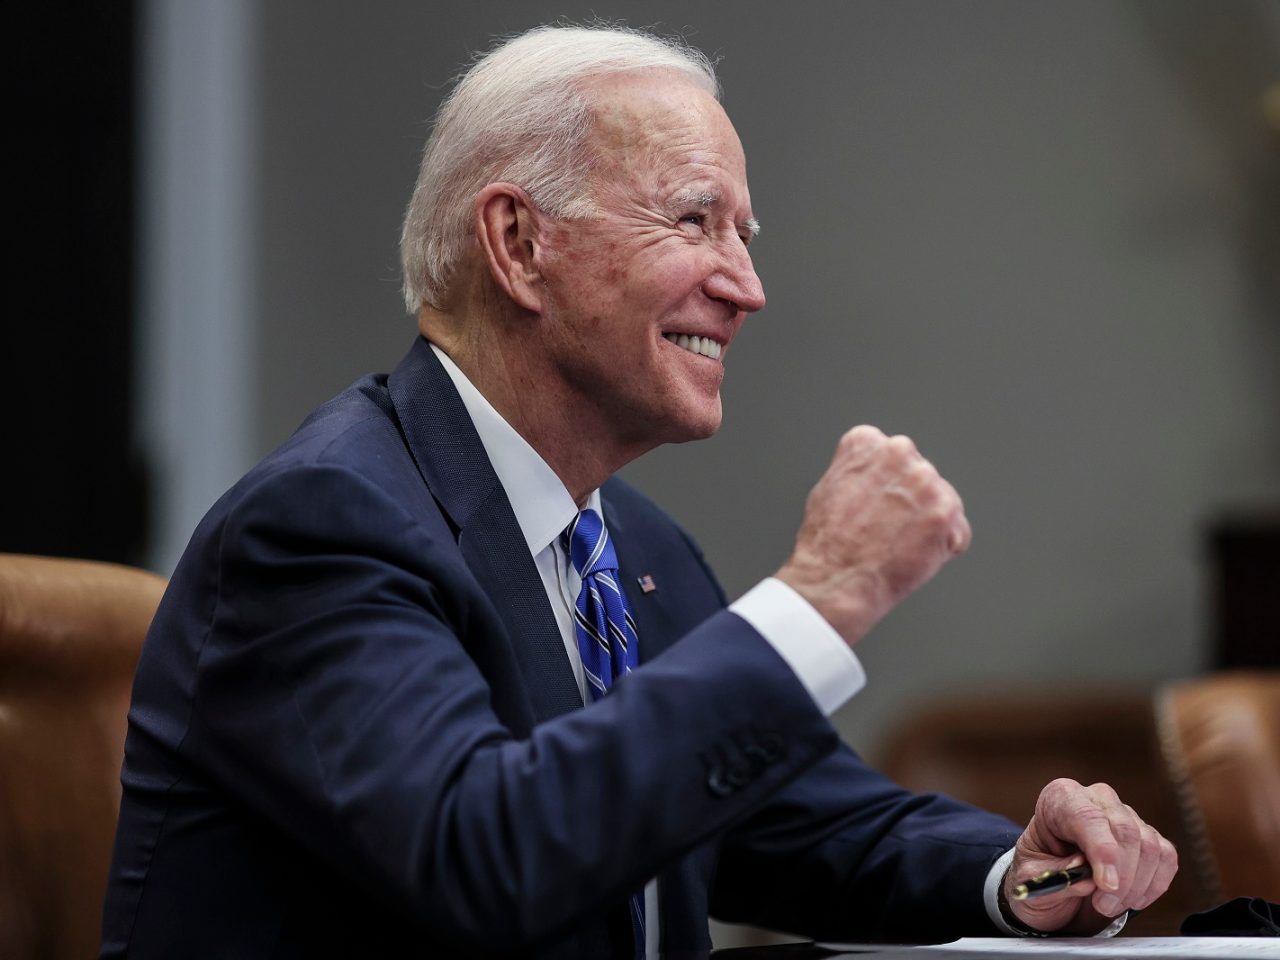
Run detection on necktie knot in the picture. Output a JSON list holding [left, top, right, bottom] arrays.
[[563, 508, 618, 578]]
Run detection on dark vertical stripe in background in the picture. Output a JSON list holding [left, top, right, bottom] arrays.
[[7, 2, 148, 565]]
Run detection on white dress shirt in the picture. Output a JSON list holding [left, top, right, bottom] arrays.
[[428, 343, 1117, 949]]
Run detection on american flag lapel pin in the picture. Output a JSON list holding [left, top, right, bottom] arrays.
[[637, 574, 657, 594]]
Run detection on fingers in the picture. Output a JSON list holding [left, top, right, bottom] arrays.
[[1032, 778, 1178, 919], [1131, 833, 1179, 911], [948, 501, 972, 555], [834, 427, 969, 561], [838, 423, 885, 465]]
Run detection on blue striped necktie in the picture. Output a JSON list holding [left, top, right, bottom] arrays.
[[561, 508, 645, 956], [562, 508, 640, 700]]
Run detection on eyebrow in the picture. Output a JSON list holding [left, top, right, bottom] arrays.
[[669, 189, 761, 237]]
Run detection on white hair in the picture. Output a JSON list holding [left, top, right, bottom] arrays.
[[399, 24, 720, 311]]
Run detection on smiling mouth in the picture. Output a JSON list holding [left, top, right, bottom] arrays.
[[663, 332, 723, 360]]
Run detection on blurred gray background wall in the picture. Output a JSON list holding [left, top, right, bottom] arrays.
[[139, 0, 1279, 765]]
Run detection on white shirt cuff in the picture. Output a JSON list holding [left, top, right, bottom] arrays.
[[728, 577, 865, 716], [984, 849, 1021, 935], [984, 849, 1127, 938]]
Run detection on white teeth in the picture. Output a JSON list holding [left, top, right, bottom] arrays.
[[664, 332, 723, 360]]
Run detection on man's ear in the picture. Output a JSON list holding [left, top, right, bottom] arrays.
[[474, 183, 547, 313]]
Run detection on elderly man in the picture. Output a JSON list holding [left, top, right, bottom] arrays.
[[101, 24, 1176, 959]]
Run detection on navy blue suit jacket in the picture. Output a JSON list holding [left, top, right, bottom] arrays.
[[101, 337, 1020, 958]]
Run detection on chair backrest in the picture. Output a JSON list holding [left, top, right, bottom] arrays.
[[0, 554, 165, 960], [1156, 671, 1280, 905]]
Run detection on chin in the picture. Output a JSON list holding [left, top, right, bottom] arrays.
[[667, 401, 723, 444]]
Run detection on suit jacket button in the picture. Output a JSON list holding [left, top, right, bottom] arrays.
[[757, 734, 784, 763], [743, 743, 773, 771], [706, 766, 734, 797]]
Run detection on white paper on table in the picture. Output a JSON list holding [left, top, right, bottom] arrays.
[[910, 937, 1279, 957]]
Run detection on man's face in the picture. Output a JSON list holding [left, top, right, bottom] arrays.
[[533, 71, 766, 452]]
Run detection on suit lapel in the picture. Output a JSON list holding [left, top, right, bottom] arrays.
[[455, 499, 584, 721], [388, 337, 583, 723]]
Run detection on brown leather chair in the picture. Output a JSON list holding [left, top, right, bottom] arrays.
[[878, 671, 1280, 935], [1157, 672, 1280, 906], [0, 554, 165, 960]]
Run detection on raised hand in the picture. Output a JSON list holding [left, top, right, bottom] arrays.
[[777, 425, 970, 645]]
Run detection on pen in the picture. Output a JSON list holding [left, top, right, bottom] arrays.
[[1012, 865, 1092, 900]]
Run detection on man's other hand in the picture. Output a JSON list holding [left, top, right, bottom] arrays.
[[776, 425, 970, 646], [1005, 778, 1179, 934]]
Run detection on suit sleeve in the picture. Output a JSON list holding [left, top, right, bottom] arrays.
[[187, 462, 842, 952], [710, 743, 1022, 940]]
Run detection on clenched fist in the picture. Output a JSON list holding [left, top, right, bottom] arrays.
[[777, 425, 970, 646]]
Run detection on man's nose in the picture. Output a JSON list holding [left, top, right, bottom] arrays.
[[705, 242, 766, 315]]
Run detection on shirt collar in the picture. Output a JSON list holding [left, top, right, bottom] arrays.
[[430, 342, 600, 555]]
